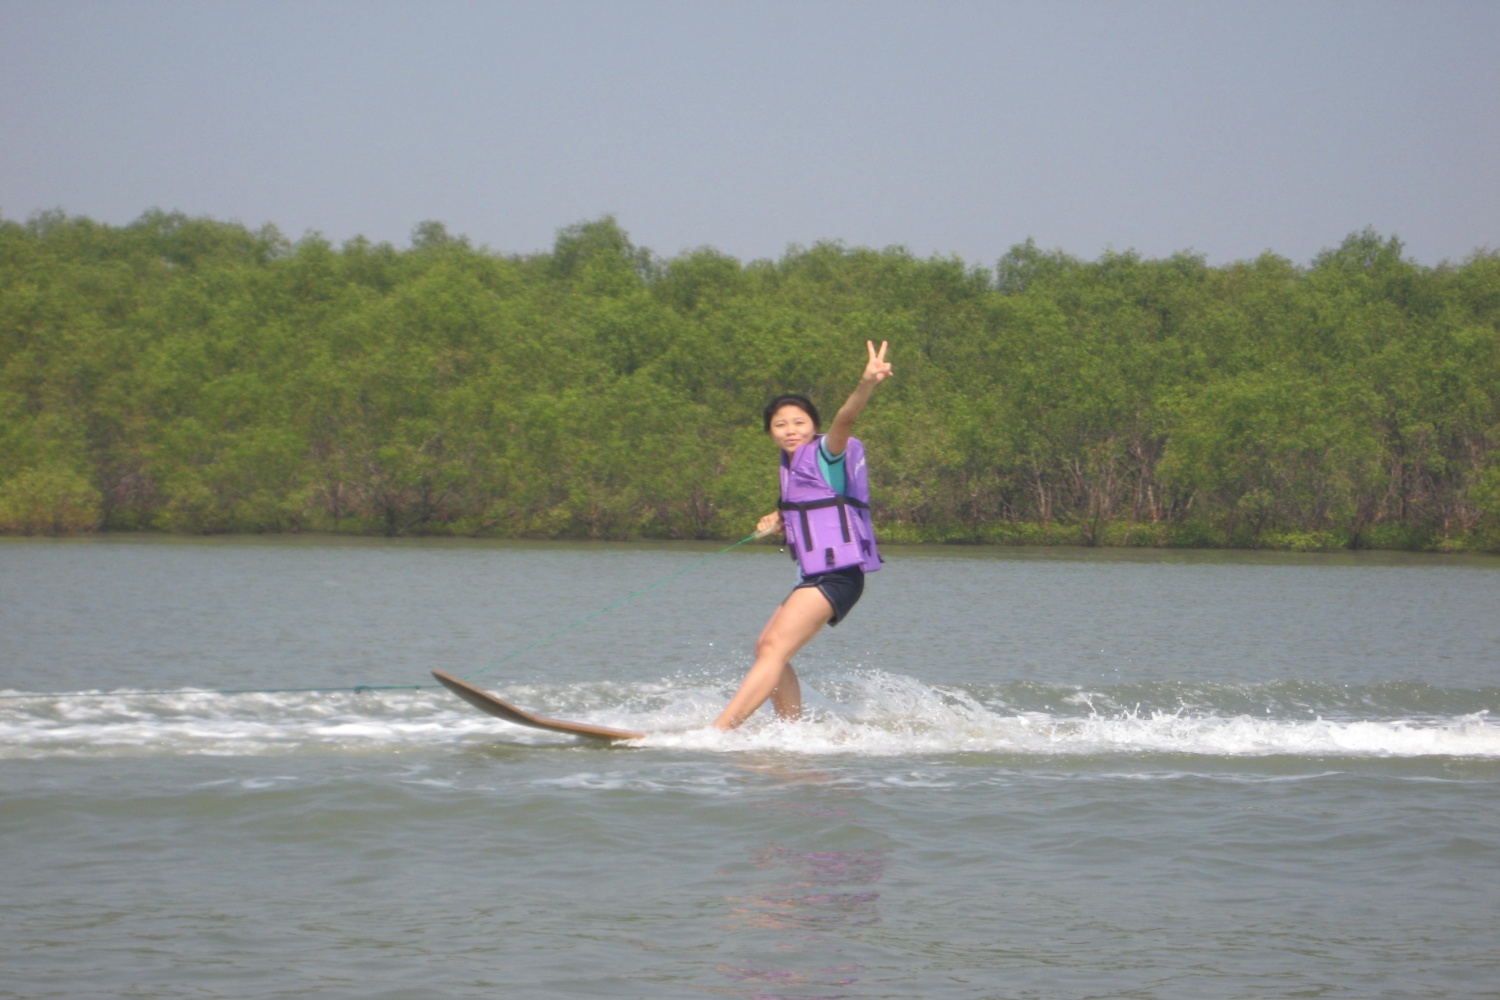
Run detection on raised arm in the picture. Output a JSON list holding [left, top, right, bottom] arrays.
[[822, 341, 893, 458]]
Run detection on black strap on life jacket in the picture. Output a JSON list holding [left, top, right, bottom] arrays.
[[779, 495, 868, 550]]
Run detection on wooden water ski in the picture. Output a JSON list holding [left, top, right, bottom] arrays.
[[431, 670, 645, 741]]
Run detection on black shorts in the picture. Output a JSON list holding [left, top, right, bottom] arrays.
[[794, 566, 866, 626]]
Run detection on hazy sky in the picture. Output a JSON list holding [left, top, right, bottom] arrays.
[[2, 0, 1496, 267]]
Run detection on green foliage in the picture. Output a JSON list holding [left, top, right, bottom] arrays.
[[0, 210, 1496, 550], [0, 465, 102, 534]]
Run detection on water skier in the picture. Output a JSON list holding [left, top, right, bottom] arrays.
[[713, 341, 893, 730]]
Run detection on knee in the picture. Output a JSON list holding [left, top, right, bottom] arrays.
[[754, 632, 778, 660], [755, 626, 793, 661]]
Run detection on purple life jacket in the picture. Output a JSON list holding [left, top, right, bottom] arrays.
[[779, 435, 882, 576]]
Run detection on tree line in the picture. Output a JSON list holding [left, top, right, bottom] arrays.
[[2, 210, 1497, 551]]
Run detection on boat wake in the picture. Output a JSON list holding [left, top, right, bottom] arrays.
[[3, 669, 1497, 760]]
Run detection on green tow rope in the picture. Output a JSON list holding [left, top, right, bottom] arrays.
[[467, 528, 771, 678], [0, 529, 771, 699]]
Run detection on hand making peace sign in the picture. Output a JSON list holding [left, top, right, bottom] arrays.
[[863, 340, 894, 385]]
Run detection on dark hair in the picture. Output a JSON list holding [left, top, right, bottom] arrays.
[[763, 394, 820, 432]]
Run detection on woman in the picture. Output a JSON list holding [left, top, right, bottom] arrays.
[[713, 341, 893, 730]]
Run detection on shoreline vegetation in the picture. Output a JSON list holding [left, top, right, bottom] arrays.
[[2, 211, 1497, 552]]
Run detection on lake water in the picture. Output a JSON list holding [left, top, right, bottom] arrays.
[[2, 537, 1498, 999]]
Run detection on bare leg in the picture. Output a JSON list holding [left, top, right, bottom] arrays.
[[770, 662, 802, 720], [713, 586, 831, 730]]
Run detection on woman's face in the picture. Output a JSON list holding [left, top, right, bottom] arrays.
[[767, 404, 816, 454]]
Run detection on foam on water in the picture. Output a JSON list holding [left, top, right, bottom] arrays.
[[3, 669, 1496, 760], [0, 687, 490, 758], [646, 670, 1500, 758]]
